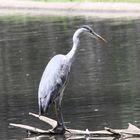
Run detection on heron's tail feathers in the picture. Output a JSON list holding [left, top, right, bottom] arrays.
[[39, 104, 45, 116], [39, 97, 50, 115]]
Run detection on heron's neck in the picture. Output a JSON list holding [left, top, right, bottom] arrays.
[[66, 28, 83, 64]]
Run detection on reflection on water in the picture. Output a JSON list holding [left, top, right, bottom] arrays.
[[0, 16, 140, 139]]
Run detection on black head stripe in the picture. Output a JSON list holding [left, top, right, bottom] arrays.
[[81, 25, 93, 33]]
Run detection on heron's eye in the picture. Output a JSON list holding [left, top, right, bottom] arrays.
[[89, 30, 93, 33]]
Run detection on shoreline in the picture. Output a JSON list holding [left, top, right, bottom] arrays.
[[0, 0, 140, 19]]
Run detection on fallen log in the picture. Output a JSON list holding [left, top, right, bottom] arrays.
[[9, 112, 140, 139]]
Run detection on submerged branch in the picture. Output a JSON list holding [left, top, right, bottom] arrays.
[[9, 112, 140, 139], [9, 123, 49, 134]]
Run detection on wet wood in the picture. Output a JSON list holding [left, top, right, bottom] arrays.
[[9, 112, 140, 139], [29, 112, 57, 129]]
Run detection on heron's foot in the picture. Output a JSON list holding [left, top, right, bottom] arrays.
[[52, 124, 66, 134]]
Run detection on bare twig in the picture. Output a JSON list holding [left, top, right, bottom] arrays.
[[105, 127, 121, 136]]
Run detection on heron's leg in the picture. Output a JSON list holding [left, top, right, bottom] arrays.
[[53, 99, 66, 134]]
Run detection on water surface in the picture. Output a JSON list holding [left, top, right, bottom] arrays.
[[0, 16, 140, 139]]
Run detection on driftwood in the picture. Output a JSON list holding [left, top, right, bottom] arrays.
[[9, 112, 140, 139]]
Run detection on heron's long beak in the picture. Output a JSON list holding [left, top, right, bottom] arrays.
[[91, 32, 107, 44]]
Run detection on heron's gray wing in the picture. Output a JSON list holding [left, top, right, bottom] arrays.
[[50, 64, 70, 102], [38, 55, 70, 114]]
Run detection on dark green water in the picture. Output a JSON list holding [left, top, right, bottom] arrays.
[[0, 15, 140, 140]]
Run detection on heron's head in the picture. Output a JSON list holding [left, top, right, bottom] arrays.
[[81, 25, 107, 43]]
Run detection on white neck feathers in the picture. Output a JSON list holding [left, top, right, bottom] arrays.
[[66, 28, 85, 64]]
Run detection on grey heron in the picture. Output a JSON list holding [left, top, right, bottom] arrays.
[[38, 25, 106, 134]]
